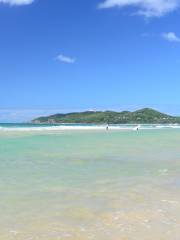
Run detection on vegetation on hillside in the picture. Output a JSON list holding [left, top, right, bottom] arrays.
[[32, 108, 180, 124]]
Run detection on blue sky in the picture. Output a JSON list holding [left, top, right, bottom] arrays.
[[0, 0, 180, 122]]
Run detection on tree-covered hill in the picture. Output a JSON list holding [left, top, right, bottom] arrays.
[[32, 108, 180, 124]]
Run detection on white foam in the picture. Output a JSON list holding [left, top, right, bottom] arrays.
[[0, 125, 135, 132], [0, 124, 180, 132]]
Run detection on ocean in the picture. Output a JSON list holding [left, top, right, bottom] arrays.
[[0, 124, 180, 239]]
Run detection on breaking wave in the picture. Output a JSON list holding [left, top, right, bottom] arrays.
[[0, 124, 180, 132]]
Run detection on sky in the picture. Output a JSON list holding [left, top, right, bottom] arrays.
[[0, 0, 180, 122]]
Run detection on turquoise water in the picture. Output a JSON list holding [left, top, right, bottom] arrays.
[[1, 127, 180, 239]]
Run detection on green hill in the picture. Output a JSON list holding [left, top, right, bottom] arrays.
[[32, 108, 180, 124]]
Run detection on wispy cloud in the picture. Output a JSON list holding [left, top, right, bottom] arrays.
[[162, 32, 180, 42], [0, 109, 68, 123], [0, 0, 34, 5], [98, 0, 180, 17], [56, 54, 76, 64]]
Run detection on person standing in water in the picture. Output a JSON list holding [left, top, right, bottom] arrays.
[[106, 124, 109, 131], [136, 125, 141, 131]]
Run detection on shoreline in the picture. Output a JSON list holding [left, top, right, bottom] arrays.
[[0, 124, 180, 132]]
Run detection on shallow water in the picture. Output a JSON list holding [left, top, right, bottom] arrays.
[[0, 129, 180, 239]]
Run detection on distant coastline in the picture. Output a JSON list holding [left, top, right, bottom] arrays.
[[32, 108, 180, 124]]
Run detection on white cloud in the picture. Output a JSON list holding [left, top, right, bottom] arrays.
[[162, 32, 180, 42], [0, 0, 34, 5], [98, 0, 180, 17], [57, 54, 76, 64], [0, 109, 68, 122]]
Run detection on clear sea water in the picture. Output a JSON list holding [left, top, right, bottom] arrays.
[[1, 124, 180, 239]]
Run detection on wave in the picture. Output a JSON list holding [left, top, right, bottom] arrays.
[[0, 124, 180, 132], [0, 125, 135, 132]]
